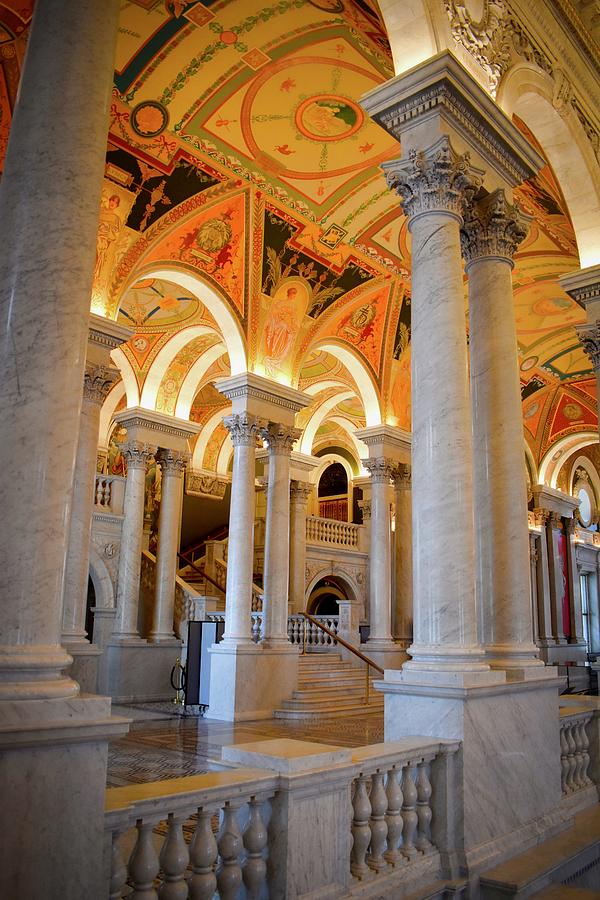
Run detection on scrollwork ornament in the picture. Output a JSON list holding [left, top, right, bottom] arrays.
[[382, 135, 484, 221], [461, 189, 531, 265], [364, 456, 396, 485], [83, 364, 119, 406], [393, 463, 411, 490], [260, 422, 301, 455], [575, 323, 600, 371], [122, 441, 155, 470], [156, 448, 188, 477], [223, 413, 264, 447]]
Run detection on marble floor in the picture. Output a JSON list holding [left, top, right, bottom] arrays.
[[108, 704, 384, 786]]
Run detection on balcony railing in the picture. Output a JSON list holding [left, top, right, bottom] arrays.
[[306, 514, 361, 548]]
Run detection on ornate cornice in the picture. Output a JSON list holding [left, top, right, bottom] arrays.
[[223, 413, 264, 448], [364, 456, 397, 484], [559, 264, 600, 310], [575, 322, 600, 370], [215, 372, 309, 415], [461, 188, 531, 266], [260, 423, 301, 456], [156, 448, 189, 476], [122, 441, 155, 471], [113, 406, 200, 443], [83, 364, 119, 406], [383, 135, 484, 222]]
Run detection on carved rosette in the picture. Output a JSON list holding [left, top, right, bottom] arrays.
[[382, 136, 484, 221], [260, 422, 301, 456], [290, 480, 313, 504], [122, 441, 155, 471], [83, 364, 119, 406], [156, 448, 188, 478], [364, 456, 396, 485], [575, 322, 600, 372], [461, 189, 531, 266], [393, 463, 411, 490], [223, 413, 263, 447]]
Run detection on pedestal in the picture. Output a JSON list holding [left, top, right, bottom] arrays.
[[207, 643, 299, 721]]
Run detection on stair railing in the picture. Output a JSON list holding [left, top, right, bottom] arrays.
[[176, 552, 264, 609], [300, 611, 383, 704]]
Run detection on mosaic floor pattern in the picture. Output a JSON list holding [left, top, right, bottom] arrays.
[[107, 706, 384, 786]]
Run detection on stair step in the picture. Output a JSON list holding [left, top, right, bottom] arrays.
[[531, 886, 600, 899], [280, 697, 383, 712], [274, 704, 383, 720]]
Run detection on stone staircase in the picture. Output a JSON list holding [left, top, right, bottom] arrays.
[[273, 652, 384, 720]]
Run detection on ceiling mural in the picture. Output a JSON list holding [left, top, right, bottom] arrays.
[[0, 0, 595, 475]]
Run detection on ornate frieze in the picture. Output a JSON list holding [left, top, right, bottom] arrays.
[[575, 322, 600, 371], [461, 188, 530, 265], [185, 470, 228, 500], [122, 441, 155, 470], [364, 456, 397, 485], [260, 422, 301, 455], [223, 413, 263, 447], [83, 364, 119, 406], [382, 136, 484, 221], [156, 448, 188, 477]]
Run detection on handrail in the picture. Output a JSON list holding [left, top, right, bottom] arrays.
[[300, 611, 383, 704], [176, 551, 224, 594], [180, 524, 229, 562]]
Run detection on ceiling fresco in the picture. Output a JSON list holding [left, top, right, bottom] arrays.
[[0, 0, 595, 472]]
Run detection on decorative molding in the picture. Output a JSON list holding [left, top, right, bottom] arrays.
[[529, 508, 549, 528], [575, 322, 600, 371], [122, 441, 156, 470], [260, 423, 301, 456], [290, 480, 313, 503], [382, 136, 484, 221], [462, 188, 531, 265], [113, 406, 200, 443], [358, 498, 372, 520], [156, 448, 189, 476], [215, 372, 310, 415], [83, 364, 120, 406], [185, 469, 228, 500], [560, 264, 600, 310], [88, 314, 132, 351], [364, 456, 397, 484], [223, 413, 264, 447], [393, 463, 412, 490]]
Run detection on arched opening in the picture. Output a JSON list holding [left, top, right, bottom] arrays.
[[85, 576, 96, 643], [317, 462, 349, 522], [307, 580, 347, 616]]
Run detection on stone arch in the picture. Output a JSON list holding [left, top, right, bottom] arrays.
[[538, 430, 599, 488], [139, 324, 220, 410], [88, 546, 115, 609], [99, 380, 125, 449], [377, 0, 438, 76], [175, 344, 228, 419], [300, 390, 355, 454], [497, 62, 600, 268], [304, 567, 362, 612], [305, 340, 383, 426], [110, 347, 139, 407]]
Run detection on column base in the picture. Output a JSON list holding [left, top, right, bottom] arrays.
[[0, 694, 129, 900], [377, 670, 566, 874], [0, 643, 79, 700], [63, 640, 103, 694], [207, 642, 299, 721], [99, 640, 181, 702], [147, 633, 181, 646], [364, 638, 407, 670]]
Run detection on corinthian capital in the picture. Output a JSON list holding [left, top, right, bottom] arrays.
[[223, 413, 263, 447], [393, 463, 411, 490], [575, 322, 600, 371], [156, 448, 188, 477], [122, 441, 155, 471], [461, 189, 530, 265], [382, 135, 484, 221], [364, 456, 396, 484], [83, 364, 119, 406], [260, 422, 301, 455]]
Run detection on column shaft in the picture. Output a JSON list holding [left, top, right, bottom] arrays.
[[0, 0, 119, 698], [364, 459, 394, 647], [261, 424, 300, 645], [289, 482, 312, 613], [150, 450, 187, 642], [222, 415, 261, 645], [113, 444, 154, 640], [466, 232, 540, 670], [393, 466, 412, 646]]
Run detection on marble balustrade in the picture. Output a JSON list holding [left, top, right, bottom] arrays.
[[95, 473, 127, 516], [288, 613, 339, 647], [104, 737, 459, 899], [560, 710, 593, 796], [306, 515, 362, 548]]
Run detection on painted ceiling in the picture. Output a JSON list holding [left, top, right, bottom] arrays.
[[0, 0, 594, 471]]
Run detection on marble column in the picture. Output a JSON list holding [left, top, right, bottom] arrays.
[[462, 190, 543, 676], [61, 363, 119, 647], [261, 424, 301, 645], [363, 457, 395, 651], [113, 443, 156, 641], [565, 518, 586, 648], [149, 449, 188, 643], [530, 510, 555, 656], [221, 414, 262, 645], [561, 266, 600, 435], [0, 0, 120, 701], [393, 464, 412, 650], [383, 137, 490, 677], [546, 512, 570, 647], [289, 480, 313, 613]]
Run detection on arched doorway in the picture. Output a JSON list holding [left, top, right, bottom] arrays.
[[307, 578, 348, 616], [317, 462, 348, 521]]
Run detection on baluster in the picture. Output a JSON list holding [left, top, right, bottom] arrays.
[[579, 719, 592, 786], [415, 760, 433, 853], [560, 724, 570, 793], [129, 819, 160, 899], [572, 721, 584, 789], [242, 797, 268, 899], [384, 768, 403, 866], [566, 723, 577, 792], [401, 763, 418, 859], [95, 477, 103, 507], [109, 828, 128, 900], [251, 616, 259, 644], [106, 478, 112, 508], [368, 771, 388, 871], [189, 807, 218, 900], [216, 803, 243, 900], [351, 775, 372, 879], [158, 813, 189, 900]]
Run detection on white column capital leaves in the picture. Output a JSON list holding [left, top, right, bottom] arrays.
[[83, 363, 120, 406], [260, 422, 301, 456], [461, 188, 531, 267], [223, 413, 264, 447], [156, 448, 189, 477]]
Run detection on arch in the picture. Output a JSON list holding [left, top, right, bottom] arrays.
[[497, 62, 600, 268], [569, 454, 600, 509], [329, 416, 369, 467], [377, 0, 438, 76], [88, 546, 115, 610], [175, 344, 228, 419], [310, 341, 382, 426], [311, 453, 356, 493], [524, 441, 538, 488], [217, 434, 234, 476], [538, 430, 599, 488], [99, 380, 125, 449], [307, 583, 347, 616], [140, 325, 218, 410], [131, 266, 247, 373], [304, 568, 362, 612], [110, 347, 139, 407], [300, 390, 355, 454], [191, 408, 229, 470]]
